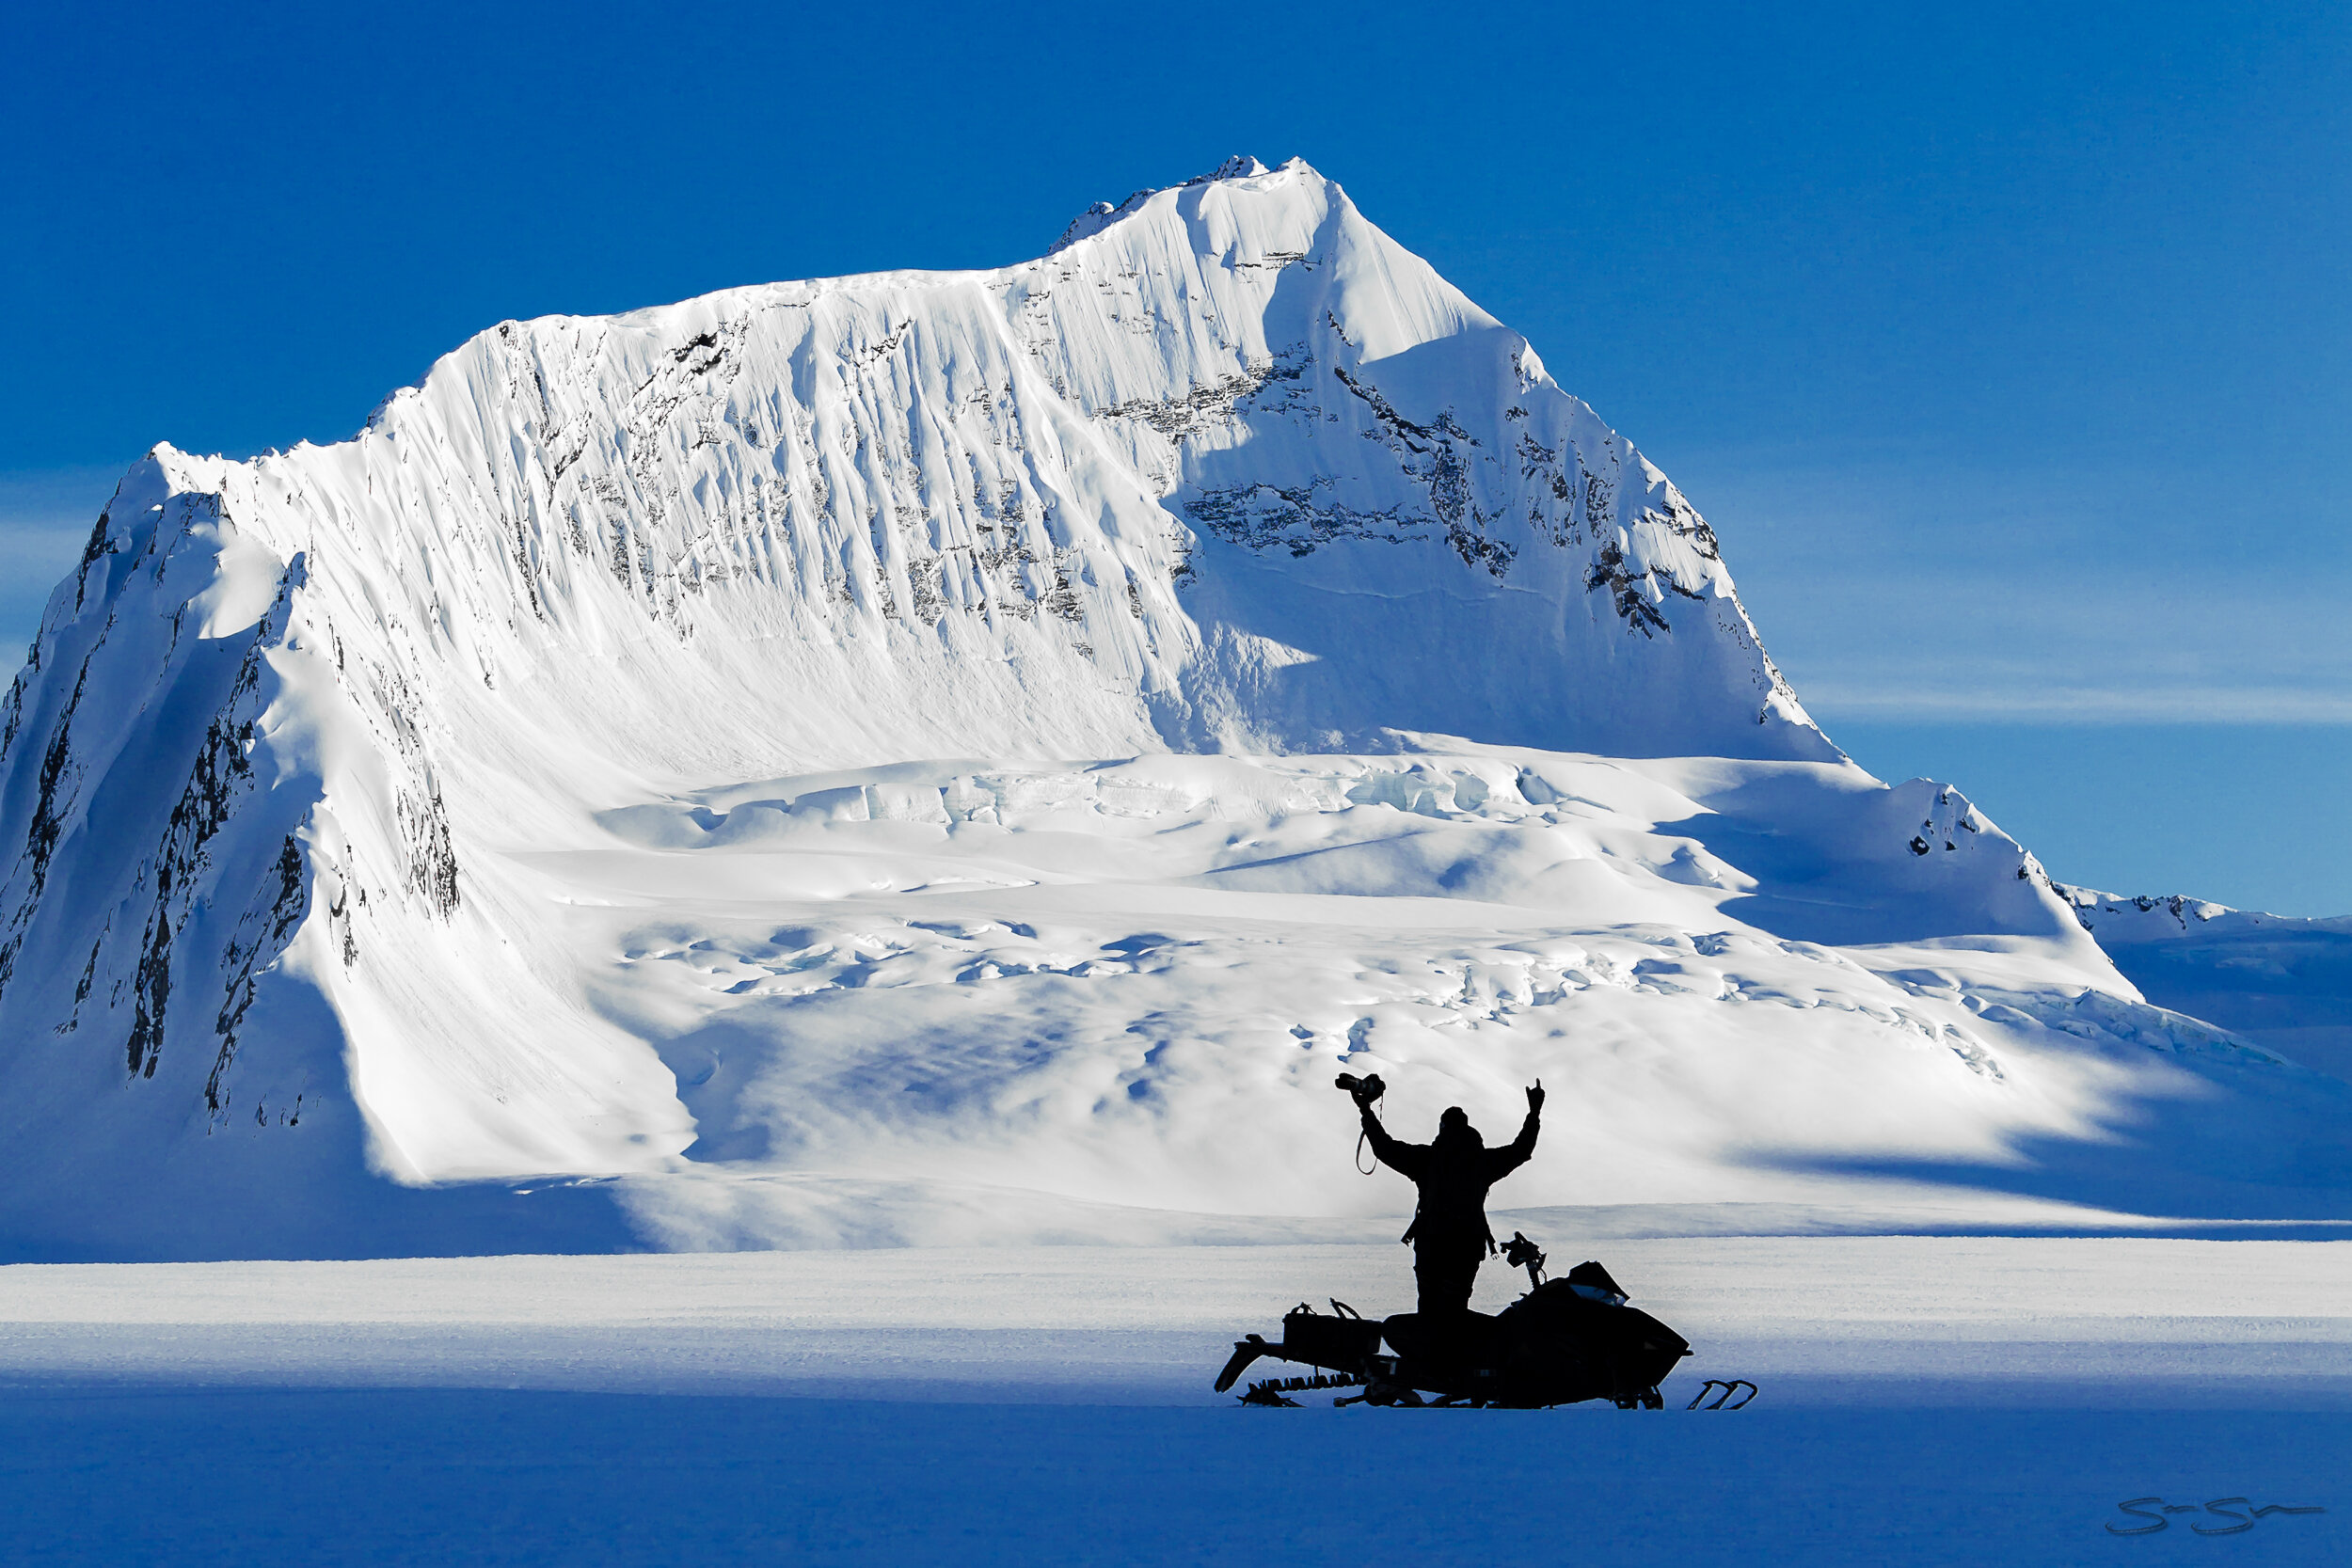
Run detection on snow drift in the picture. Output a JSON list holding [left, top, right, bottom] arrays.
[[1, 157, 2342, 1259]]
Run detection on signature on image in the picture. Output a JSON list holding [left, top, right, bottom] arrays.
[[2107, 1497, 2326, 1535]]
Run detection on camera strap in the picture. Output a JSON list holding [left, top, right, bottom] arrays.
[[1355, 1090, 1385, 1176]]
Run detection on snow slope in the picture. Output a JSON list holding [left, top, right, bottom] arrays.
[[572, 750, 2349, 1254], [2061, 888, 2352, 1085], [0, 157, 2342, 1259]]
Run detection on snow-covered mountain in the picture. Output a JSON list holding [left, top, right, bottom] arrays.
[[2058, 888, 2352, 1086], [2, 157, 2343, 1259]]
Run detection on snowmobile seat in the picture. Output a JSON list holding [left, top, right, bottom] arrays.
[[1279, 1303, 1383, 1370]]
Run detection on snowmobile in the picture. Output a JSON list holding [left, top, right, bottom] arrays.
[[1213, 1233, 1704, 1409]]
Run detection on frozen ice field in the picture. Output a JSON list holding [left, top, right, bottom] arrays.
[[2, 1236, 2344, 1565]]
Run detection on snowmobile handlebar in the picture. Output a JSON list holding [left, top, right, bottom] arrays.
[[1502, 1230, 1548, 1288]]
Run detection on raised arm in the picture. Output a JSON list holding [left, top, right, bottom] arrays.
[[1486, 1082, 1545, 1180], [1360, 1102, 1429, 1180]]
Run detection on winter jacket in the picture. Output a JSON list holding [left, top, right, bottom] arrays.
[[1360, 1107, 1540, 1253]]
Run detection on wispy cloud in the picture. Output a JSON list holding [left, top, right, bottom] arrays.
[[1802, 681, 2352, 724], [0, 466, 126, 527], [1677, 440, 2352, 729], [0, 467, 135, 649]]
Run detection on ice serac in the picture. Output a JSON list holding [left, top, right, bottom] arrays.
[[0, 158, 2339, 1260]]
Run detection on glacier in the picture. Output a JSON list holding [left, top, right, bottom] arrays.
[[2058, 886, 2352, 1085], [1, 155, 2344, 1260]]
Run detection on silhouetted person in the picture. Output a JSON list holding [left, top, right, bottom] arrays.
[[1355, 1083, 1544, 1317]]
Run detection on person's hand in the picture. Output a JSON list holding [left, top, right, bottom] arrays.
[[1526, 1080, 1546, 1115]]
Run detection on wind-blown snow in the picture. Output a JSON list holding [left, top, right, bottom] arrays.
[[0, 157, 2342, 1259]]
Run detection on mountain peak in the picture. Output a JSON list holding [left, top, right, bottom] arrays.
[[1048, 154, 1290, 255], [1186, 153, 1271, 183], [0, 156, 1883, 1255]]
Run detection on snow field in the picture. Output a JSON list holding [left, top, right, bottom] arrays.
[[1, 1239, 2344, 1407], [527, 750, 2347, 1249], [1, 1394, 2342, 1567], [0, 1239, 2344, 1565]]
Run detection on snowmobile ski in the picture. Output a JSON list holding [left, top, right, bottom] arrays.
[[1685, 1378, 1758, 1409]]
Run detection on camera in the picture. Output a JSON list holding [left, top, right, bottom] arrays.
[[1333, 1070, 1386, 1106]]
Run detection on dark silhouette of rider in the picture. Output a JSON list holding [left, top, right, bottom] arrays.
[[1357, 1083, 1544, 1317]]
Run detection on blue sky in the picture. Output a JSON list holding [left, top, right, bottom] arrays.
[[5, 1, 2344, 911]]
